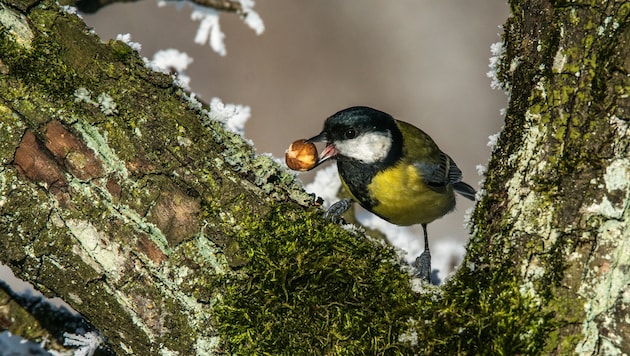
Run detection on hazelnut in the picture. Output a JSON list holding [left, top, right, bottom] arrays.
[[285, 139, 318, 171]]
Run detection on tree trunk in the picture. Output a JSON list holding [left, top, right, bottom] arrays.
[[0, 0, 628, 355]]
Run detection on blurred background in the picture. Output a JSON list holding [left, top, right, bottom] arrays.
[[81, 0, 510, 279]]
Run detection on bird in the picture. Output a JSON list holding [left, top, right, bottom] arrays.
[[307, 106, 476, 283]]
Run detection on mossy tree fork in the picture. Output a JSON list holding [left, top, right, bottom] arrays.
[[0, 0, 628, 354]]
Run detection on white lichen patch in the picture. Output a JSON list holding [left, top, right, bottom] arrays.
[[74, 87, 95, 105], [535, 77, 547, 99], [521, 258, 546, 280], [194, 336, 221, 355], [505, 121, 555, 241], [169, 265, 191, 288], [112, 289, 158, 344], [159, 348, 180, 356], [585, 196, 624, 220], [177, 135, 192, 147], [114, 204, 171, 254], [68, 292, 83, 305], [0, 4, 33, 49], [552, 47, 567, 73], [576, 220, 630, 355], [519, 280, 541, 307], [50, 211, 65, 228], [597, 16, 616, 37], [519, 260, 546, 307], [72, 120, 129, 179], [584, 158, 630, 220], [74, 87, 119, 116], [509, 56, 521, 74], [194, 235, 230, 276], [506, 111, 546, 170], [604, 158, 630, 192], [66, 219, 127, 282], [552, 25, 567, 73], [576, 157, 630, 355], [610, 115, 629, 140], [96, 93, 118, 116], [503, 115, 564, 303]]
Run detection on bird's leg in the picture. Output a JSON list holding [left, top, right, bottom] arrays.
[[324, 199, 353, 223], [414, 223, 432, 284]]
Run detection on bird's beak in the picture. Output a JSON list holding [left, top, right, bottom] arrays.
[[307, 133, 338, 163], [306, 133, 326, 143]]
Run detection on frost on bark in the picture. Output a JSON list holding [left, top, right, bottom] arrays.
[[0, 0, 629, 355]]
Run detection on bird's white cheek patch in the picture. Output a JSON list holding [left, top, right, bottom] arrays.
[[336, 131, 392, 163]]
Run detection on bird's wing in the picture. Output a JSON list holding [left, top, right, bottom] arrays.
[[413, 152, 461, 187], [396, 120, 454, 185], [397, 120, 475, 199]]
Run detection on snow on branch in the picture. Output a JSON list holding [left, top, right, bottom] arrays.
[[159, 0, 264, 56], [63, 332, 104, 356]]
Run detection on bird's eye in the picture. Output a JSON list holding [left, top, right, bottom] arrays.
[[344, 129, 356, 139]]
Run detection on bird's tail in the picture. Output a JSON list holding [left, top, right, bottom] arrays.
[[454, 181, 476, 201]]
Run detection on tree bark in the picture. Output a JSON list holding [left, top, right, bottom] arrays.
[[0, 0, 628, 355]]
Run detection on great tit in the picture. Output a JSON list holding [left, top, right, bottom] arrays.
[[307, 106, 476, 283]]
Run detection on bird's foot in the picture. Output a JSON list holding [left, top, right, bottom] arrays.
[[413, 250, 432, 284], [323, 199, 352, 224]]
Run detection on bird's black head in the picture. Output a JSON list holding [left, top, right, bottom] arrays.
[[308, 106, 402, 165]]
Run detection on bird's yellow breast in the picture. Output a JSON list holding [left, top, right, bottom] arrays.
[[366, 163, 455, 226]]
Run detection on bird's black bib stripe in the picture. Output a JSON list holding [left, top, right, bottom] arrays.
[[331, 108, 403, 211]]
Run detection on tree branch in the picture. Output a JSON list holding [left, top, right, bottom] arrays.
[[73, 0, 243, 14]]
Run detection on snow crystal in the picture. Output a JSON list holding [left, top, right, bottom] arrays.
[[115, 33, 142, 52], [476, 164, 487, 176], [238, 0, 265, 35], [151, 49, 194, 89], [191, 7, 226, 56], [398, 330, 418, 346], [60, 5, 82, 19], [487, 40, 506, 91], [158, 0, 264, 56], [64, 332, 103, 356], [487, 131, 501, 150], [152, 49, 193, 73], [208, 97, 251, 136]]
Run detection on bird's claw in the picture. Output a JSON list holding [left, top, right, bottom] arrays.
[[323, 199, 353, 224], [413, 249, 432, 284]]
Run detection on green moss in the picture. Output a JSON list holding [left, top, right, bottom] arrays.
[[409, 246, 555, 355], [0, 176, 54, 253], [216, 204, 416, 355], [109, 39, 136, 63], [542, 293, 585, 353], [212, 196, 577, 355], [1, 30, 80, 100]]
